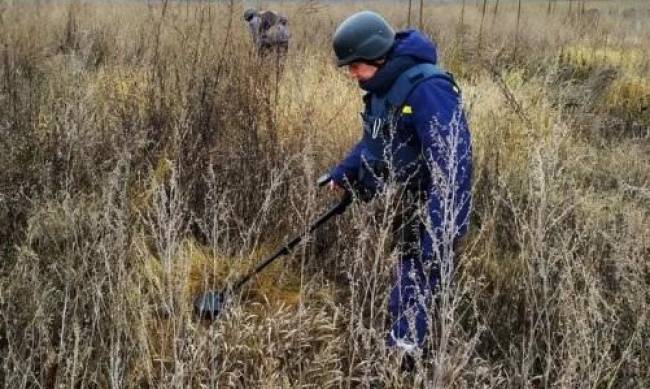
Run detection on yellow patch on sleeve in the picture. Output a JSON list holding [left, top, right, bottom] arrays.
[[401, 105, 413, 114]]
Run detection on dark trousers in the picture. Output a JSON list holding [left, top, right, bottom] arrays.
[[386, 191, 440, 350]]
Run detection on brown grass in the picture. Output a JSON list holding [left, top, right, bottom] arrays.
[[1, 0, 649, 387]]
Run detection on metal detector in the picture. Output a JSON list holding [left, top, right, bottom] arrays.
[[193, 175, 350, 319]]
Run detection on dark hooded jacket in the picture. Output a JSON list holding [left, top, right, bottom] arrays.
[[330, 29, 472, 243]]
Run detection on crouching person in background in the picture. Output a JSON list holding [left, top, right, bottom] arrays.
[[244, 8, 290, 64]]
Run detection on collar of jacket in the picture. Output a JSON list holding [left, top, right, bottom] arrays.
[[359, 55, 423, 94]]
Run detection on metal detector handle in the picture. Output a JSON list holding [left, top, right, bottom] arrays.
[[231, 192, 351, 292]]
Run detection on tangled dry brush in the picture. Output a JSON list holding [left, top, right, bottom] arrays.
[[0, 1, 648, 387]]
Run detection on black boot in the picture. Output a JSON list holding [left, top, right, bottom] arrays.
[[400, 353, 416, 373]]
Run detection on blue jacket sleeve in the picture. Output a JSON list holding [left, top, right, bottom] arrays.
[[406, 77, 473, 242], [330, 141, 365, 186]]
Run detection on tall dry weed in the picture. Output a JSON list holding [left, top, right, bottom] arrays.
[[1, 1, 648, 388]]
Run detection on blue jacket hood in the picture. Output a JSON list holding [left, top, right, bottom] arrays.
[[389, 29, 437, 64], [359, 29, 438, 93]]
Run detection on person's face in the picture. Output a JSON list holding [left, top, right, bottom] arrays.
[[347, 62, 379, 82]]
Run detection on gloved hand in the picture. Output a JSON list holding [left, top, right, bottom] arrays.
[[318, 173, 373, 202], [317, 173, 347, 199]]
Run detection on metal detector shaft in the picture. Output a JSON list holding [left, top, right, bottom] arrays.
[[231, 192, 352, 293]]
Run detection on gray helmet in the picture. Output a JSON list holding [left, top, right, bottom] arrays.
[[243, 8, 257, 21], [333, 11, 395, 67]]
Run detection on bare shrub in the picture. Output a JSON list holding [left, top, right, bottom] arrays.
[[1, 1, 648, 387]]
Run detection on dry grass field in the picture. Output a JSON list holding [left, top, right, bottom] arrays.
[[1, 0, 648, 387]]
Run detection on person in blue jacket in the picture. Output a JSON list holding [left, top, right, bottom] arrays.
[[329, 11, 473, 355]]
